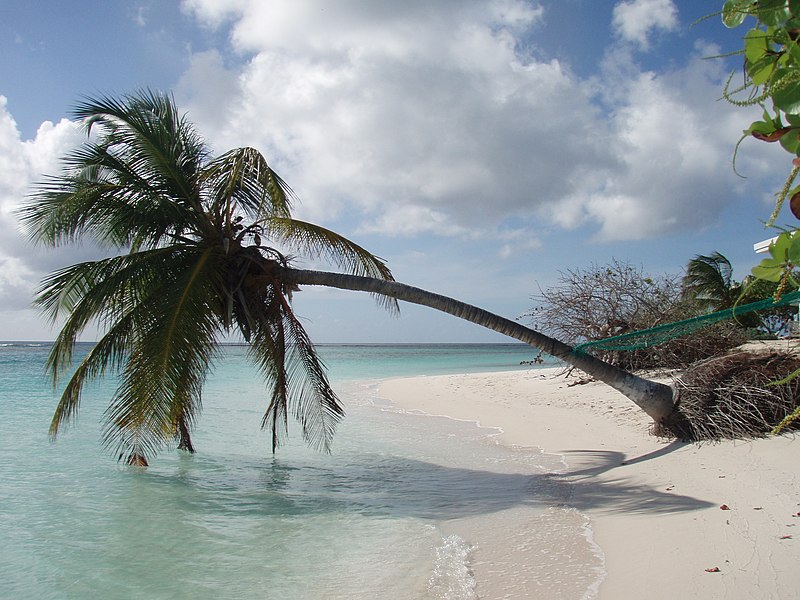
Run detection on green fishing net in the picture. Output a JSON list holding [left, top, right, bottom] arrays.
[[574, 291, 800, 354]]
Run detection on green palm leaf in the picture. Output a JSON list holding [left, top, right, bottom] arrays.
[[269, 217, 398, 312], [682, 252, 740, 310], [102, 246, 221, 462], [201, 147, 294, 222], [251, 287, 344, 453]]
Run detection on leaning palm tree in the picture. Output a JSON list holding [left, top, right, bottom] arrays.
[[22, 91, 682, 466]]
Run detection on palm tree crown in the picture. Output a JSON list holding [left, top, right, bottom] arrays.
[[681, 252, 741, 311], [21, 91, 395, 465]]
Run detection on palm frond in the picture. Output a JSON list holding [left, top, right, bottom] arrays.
[[49, 312, 138, 438], [73, 91, 207, 206], [269, 217, 393, 279], [268, 217, 398, 313], [682, 252, 738, 309], [27, 91, 396, 462], [280, 304, 344, 452], [249, 285, 343, 452], [22, 90, 209, 251], [253, 307, 291, 452], [201, 147, 294, 223], [38, 249, 178, 371], [46, 247, 216, 438], [101, 247, 222, 462]]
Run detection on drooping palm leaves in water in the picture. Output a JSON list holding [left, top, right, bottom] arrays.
[[21, 91, 395, 466]]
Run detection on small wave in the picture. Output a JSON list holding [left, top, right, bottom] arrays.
[[427, 534, 476, 600], [579, 512, 606, 600]]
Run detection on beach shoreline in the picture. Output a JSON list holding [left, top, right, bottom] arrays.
[[376, 368, 800, 600]]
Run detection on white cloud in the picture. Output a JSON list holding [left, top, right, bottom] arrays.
[[181, 0, 247, 27], [0, 256, 35, 304], [497, 228, 542, 259], [175, 50, 242, 145], [0, 96, 83, 307], [181, 0, 616, 232], [551, 46, 765, 241], [359, 205, 469, 237], [134, 5, 148, 27], [612, 0, 678, 50], [187, 0, 543, 57], [176, 1, 763, 248]]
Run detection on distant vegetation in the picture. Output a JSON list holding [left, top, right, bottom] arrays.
[[525, 256, 780, 372]]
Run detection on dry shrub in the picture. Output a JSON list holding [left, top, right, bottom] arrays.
[[608, 321, 749, 372], [529, 261, 752, 372], [673, 350, 800, 440]]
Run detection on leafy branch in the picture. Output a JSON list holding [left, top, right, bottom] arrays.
[[722, 1, 800, 272], [721, 1, 800, 429]]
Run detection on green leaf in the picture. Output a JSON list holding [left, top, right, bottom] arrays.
[[772, 69, 800, 114], [787, 41, 800, 67], [745, 28, 772, 64], [747, 119, 777, 134], [788, 234, 800, 263], [748, 53, 778, 85], [752, 263, 786, 281], [723, 0, 755, 27], [757, 253, 785, 268], [775, 26, 793, 47], [779, 128, 800, 152], [759, 0, 791, 26], [769, 233, 793, 260]]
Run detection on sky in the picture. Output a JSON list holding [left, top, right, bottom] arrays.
[[0, 0, 793, 343]]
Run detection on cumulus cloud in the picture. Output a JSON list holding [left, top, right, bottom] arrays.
[[180, 0, 613, 229], [359, 205, 469, 238], [176, 0, 755, 247], [175, 49, 242, 144], [0, 96, 83, 307], [551, 46, 761, 241], [612, 0, 678, 49]]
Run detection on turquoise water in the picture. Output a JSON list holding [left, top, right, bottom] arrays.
[[0, 343, 602, 599], [316, 343, 555, 381]]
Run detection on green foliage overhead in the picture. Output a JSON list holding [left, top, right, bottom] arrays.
[[751, 230, 800, 288], [720, 1, 800, 292], [721, 2, 800, 427]]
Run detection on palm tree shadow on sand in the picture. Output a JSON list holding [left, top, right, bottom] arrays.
[[547, 441, 710, 514], [145, 444, 712, 521]]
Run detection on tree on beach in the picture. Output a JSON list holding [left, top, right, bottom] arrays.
[[681, 252, 741, 312], [23, 91, 685, 466], [23, 91, 396, 465], [682, 252, 792, 333]]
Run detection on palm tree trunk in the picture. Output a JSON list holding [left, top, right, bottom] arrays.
[[281, 267, 688, 432], [177, 413, 196, 453]]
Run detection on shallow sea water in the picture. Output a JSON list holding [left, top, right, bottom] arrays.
[[0, 343, 604, 599]]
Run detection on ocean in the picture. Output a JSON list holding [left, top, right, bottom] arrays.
[[0, 343, 604, 599]]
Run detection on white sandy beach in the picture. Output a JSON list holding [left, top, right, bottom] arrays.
[[378, 367, 800, 600]]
